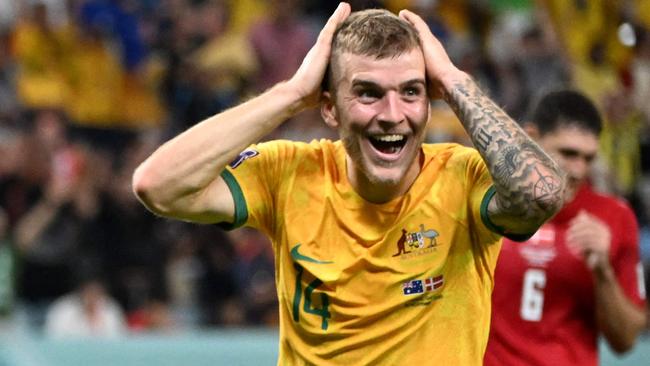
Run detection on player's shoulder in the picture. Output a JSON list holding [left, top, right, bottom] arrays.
[[582, 187, 638, 227], [422, 142, 479, 159], [296, 139, 340, 161], [585, 187, 634, 214], [253, 139, 337, 158], [421, 142, 483, 172]]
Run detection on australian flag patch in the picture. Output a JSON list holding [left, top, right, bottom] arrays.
[[403, 280, 424, 295], [403, 275, 444, 296], [229, 148, 259, 169]]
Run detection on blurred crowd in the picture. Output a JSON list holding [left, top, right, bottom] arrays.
[[0, 0, 649, 336]]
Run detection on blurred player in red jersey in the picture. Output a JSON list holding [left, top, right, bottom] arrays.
[[485, 90, 647, 366]]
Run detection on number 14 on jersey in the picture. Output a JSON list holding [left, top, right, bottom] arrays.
[[293, 263, 331, 330]]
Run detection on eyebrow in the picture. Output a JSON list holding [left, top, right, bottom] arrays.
[[351, 80, 380, 89], [350, 78, 426, 89], [557, 148, 597, 161]]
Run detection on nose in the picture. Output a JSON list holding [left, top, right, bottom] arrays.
[[377, 91, 405, 125], [563, 156, 590, 183]]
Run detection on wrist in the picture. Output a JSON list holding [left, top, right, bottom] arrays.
[[279, 80, 315, 114], [437, 68, 468, 97], [592, 255, 615, 282]]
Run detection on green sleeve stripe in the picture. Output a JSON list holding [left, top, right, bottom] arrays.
[[480, 185, 534, 242], [218, 169, 248, 231], [480, 186, 499, 233]]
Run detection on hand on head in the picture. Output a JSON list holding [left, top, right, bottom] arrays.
[[288, 2, 351, 109], [398, 9, 460, 99], [289, 4, 460, 108]]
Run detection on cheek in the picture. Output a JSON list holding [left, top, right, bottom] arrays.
[[346, 103, 379, 121], [404, 101, 429, 121], [336, 105, 374, 135], [340, 131, 364, 164]]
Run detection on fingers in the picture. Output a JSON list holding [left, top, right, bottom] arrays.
[[566, 224, 602, 249], [398, 7, 457, 99], [566, 211, 611, 263], [398, 9, 441, 47], [566, 224, 594, 242], [398, 9, 428, 36], [289, 3, 350, 106], [567, 211, 608, 239], [316, 2, 351, 47]]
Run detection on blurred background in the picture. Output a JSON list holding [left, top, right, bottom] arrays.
[[0, 0, 649, 364]]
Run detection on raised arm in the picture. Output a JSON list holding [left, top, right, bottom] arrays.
[[400, 10, 564, 235], [132, 3, 351, 224]]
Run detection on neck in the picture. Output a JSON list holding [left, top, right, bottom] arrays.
[[346, 153, 422, 204]]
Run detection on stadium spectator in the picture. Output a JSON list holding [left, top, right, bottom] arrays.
[[0, 208, 13, 316], [12, 2, 75, 110], [44, 273, 127, 338], [599, 89, 644, 200], [12, 109, 100, 327], [248, 0, 313, 93]]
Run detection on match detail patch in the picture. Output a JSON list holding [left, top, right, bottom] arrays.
[[229, 149, 259, 169]]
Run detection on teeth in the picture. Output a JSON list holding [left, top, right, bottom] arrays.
[[372, 135, 404, 142]]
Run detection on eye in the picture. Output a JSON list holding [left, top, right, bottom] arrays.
[[402, 85, 424, 100], [557, 148, 596, 163], [583, 154, 596, 163], [357, 88, 382, 103], [558, 148, 580, 159], [404, 87, 418, 96]]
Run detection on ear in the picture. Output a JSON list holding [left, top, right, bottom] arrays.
[[522, 122, 540, 139], [320, 91, 339, 129]]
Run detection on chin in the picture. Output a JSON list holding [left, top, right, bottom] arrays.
[[363, 164, 408, 187], [563, 185, 578, 203]]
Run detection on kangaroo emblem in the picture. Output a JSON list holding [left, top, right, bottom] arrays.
[[392, 229, 411, 257], [419, 224, 439, 248]]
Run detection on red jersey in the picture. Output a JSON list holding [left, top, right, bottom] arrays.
[[485, 184, 646, 366]]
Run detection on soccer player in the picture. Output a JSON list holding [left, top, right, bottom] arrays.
[[485, 90, 647, 366], [133, 3, 564, 364]]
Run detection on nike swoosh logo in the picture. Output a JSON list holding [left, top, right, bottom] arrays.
[[290, 244, 333, 264]]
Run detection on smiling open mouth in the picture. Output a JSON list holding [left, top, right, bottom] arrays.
[[368, 134, 407, 155]]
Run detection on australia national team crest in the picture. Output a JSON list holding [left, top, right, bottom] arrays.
[[392, 224, 440, 259], [403, 275, 444, 295], [229, 148, 259, 169]]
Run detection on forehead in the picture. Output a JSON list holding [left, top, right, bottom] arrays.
[[335, 48, 425, 86], [539, 124, 599, 152]]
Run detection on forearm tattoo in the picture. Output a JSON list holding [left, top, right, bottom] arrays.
[[445, 76, 564, 223]]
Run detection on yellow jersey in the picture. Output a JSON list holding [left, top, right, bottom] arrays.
[[221, 139, 503, 365]]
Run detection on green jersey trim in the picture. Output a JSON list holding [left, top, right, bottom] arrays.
[[480, 185, 534, 242], [218, 169, 248, 230]]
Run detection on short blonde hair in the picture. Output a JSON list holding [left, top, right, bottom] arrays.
[[326, 9, 421, 90]]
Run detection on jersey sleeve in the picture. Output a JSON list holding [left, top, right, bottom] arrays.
[[462, 148, 501, 244], [218, 140, 296, 236], [464, 148, 534, 242], [611, 202, 646, 307]]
